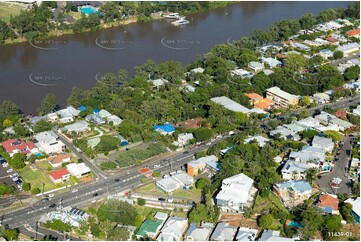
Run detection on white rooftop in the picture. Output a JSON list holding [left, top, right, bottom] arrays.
[[211, 96, 250, 113], [266, 87, 298, 101]]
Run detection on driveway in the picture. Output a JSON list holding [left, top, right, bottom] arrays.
[[317, 135, 353, 195]]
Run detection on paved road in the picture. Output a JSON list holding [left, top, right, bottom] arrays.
[[0, 141, 220, 230], [317, 135, 353, 195], [20, 223, 80, 241]]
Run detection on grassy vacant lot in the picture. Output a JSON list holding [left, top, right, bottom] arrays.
[[20, 166, 54, 192], [0, 2, 23, 22], [253, 193, 289, 214], [36, 160, 52, 171]]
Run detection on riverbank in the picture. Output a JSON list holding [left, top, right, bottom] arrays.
[[2, 2, 236, 46]]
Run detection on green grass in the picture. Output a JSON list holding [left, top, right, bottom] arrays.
[[36, 160, 52, 171], [253, 193, 289, 214], [20, 166, 54, 192], [136, 183, 202, 201], [0, 2, 23, 22]]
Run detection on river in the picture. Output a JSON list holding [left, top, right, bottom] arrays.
[[0, 1, 350, 113]]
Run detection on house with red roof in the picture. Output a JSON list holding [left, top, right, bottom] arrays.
[[175, 117, 202, 129], [48, 154, 71, 168], [1, 138, 39, 157], [49, 168, 70, 184], [317, 193, 339, 215], [346, 28, 360, 38]]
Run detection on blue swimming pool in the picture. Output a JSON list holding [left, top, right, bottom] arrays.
[[80, 6, 98, 15], [35, 152, 42, 157], [288, 221, 303, 228]]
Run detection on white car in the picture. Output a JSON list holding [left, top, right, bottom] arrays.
[[2, 163, 9, 168], [48, 193, 54, 198], [71, 189, 78, 193], [7, 169, 13, 173]]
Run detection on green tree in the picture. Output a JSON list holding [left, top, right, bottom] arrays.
[[299, 96, 310, 107], [344, 66, 360, 81], [302, 129, 319, 140], [98, 220, 114, 240], [1, 228, 19, 241], [95, 135, 120, 153], [333, 51, 344, 60], [137, 198, 146, 206], [340, 202, 353, 223], [0, 183, 15, 195], [31, 187, 41, 195], [195, 178, 211, 189], [9, 153, 26, 169], [194, 127, 213, 142], [258, 214, 274, 228], [299, 13, 316, 29], [22, 182, 31, 191], [0, 100, 19, 119], [109, 227, 130, 241], [46, 219, 72, 232], [38, 94, 58, 115], [322, 215, 342, 239], [323, 130, 343, 142], [97, 199, 137, 225], [305, 168, 318, 185]]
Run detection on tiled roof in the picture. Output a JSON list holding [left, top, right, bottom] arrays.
[[346, 28, 360, 36], [1, 138, 37, 154], [254, 98, 275, 110], [245, 93, 263, 100], [318, 194, 339, 211], [49, 168, 69, 180], [48, 154, 71, 164]]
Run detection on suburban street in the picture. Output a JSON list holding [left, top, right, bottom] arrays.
[[317, 135, 353, 194], [0, 140, 220, 231]]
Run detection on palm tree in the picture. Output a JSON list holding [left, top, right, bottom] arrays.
[[306, 168, 318, 186]]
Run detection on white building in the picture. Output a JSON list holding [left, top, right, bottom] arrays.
[[244, 135, 270, 147], [248, 61, 264, 72], [66, 163, 91, 178], [211, 96, 250, 114], [157, 217, 188, 241], [215, 173, 255, 213], [259, 230, 295, 241], [336, 43, 360, 56], [34, 131, 65, 154], [231, 69, 253, 79], [60, 120, 91, 134], [177, 133, 194, 147], [261, 57, 282, 68], [107, 115, 123, 126], [235, 227, 258, 241], [312, 136, 334, 153]]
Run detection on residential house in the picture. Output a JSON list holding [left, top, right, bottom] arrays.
[[1, 138, 39, 157], [175, 117, 202, 129], [346, 28, 360, 38], [211, 96, 250, 114], [248, 61, 264, 72], [136, 212, 168, 239], [107, 115, 123, 126], [281, 159, 313, 180], [274, 180, 312, 206], [184, 223, 214, 241], [344, 197, 360, 224], [39, 206, 89, 228], [318, 49, 334, 59], [85, 113, 105, 125], [66, 163, 91, 178], [215, 173, 255, 213], [336, 43, 360, 56], [209, 222, 238, 241], [148, 78, 169, 89], [153, 123, 175, 135], [329, 118, 354, 131], [56, 106, 80, 119], [245, 93, 263, 104], [157, 217, 188, 241], [49, 168, 70, 184], [350, 158, 360, 169], [156, 171, 194, 193], [291, 42, 311, 51], [98, 109, 112, 118], [312, 136, 334, 153], [60, 120, 90, 134], [253, 98, 275, 111], [187, 155, 218, 176], [314, 111, 336, 125], [2, 127, 15, 135], [177, 133, 194, 147], [235, 227, 259, 241], [190, 67, 205, 73], [266, 87, 299, 108], [48, 154, 71, 168], [263, 69, 274, 76], [284, 123, 306, 133], [311, 93, 330, 104], [317, 193, 340, 215], [244, 135, 270, 147], [261, 57, 282, 68], [231, 69, 253, 79], [270, 126, 300, 141], [34, 131, 65, 154], [116, 135, 129, 146], [258, 229, 295, 241], [46, 113, 58, 122], [325, 37, 339, 45]]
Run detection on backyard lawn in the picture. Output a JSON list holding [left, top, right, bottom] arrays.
[[20, 166, 54, 192], [253, 193, 289, 214], [36, 160, 52, 171], [0, 2, 23, 22]]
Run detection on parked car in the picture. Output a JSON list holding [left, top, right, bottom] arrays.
[[48, 193, 54, 198], [7, 169, 13, 173], [71, 189, 78, 193]]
